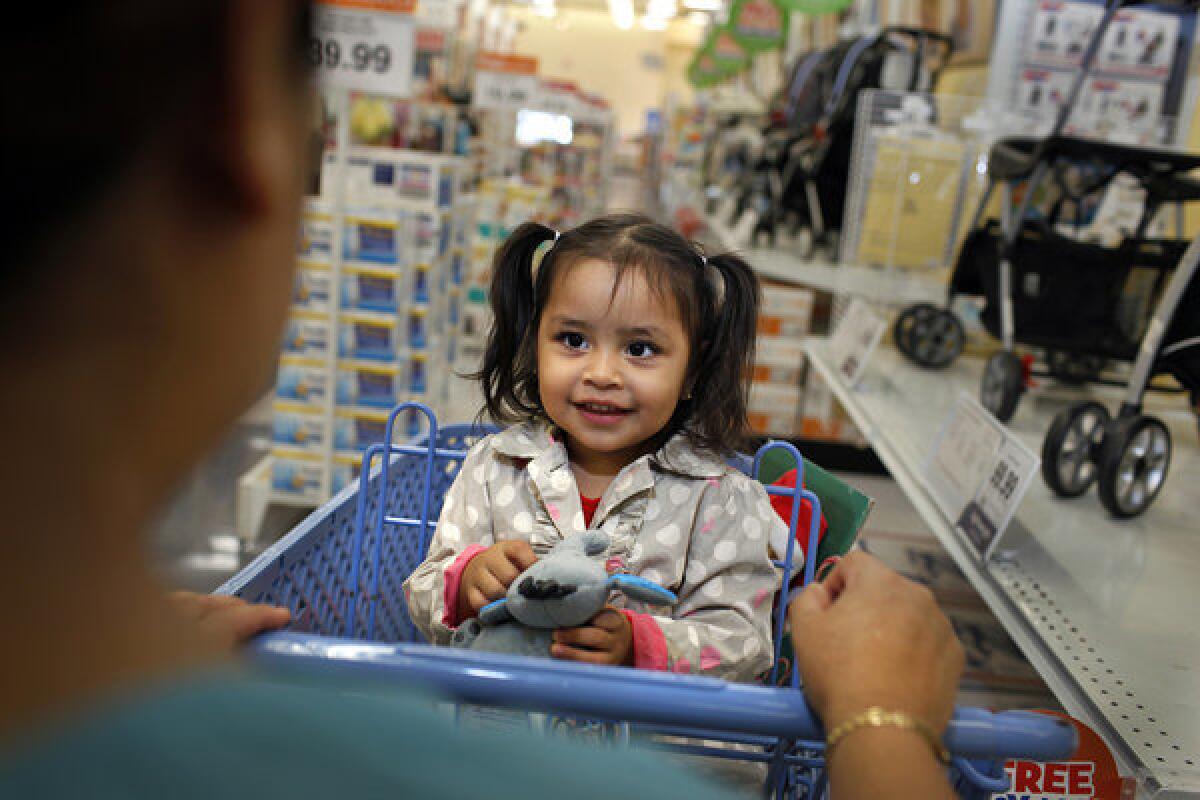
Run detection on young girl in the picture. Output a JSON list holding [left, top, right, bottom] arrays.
[[404, 213, 791, 682]]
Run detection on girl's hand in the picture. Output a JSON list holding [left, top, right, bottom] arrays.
[[457, 540, 538, 621], [787, 551, 963, 735], [551, 608, 633, 666]]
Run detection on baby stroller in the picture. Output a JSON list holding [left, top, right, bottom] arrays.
[[894, 0, 1200, 517], [220, 403, 1077, 798], [777, 27, 952, 258]]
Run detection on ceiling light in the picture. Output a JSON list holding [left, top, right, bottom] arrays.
[[647, 0, 677, 17], [682, 0, 721, 10], [608, 0, 635, 29]]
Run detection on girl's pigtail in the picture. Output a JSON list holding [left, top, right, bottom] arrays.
[[692, 251, 760, 453], [477, 221, 558, 424]]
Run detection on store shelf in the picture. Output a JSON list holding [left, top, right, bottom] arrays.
[[807, 340, 1200, 796], [701, 209, 944, 306]]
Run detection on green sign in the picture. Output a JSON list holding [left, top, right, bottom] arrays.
[[728, 0, 788, 53], [710, 26, 752, 67], [779, 0, 850, 12]]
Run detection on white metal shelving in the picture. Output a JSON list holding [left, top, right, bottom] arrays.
[[807, 339, 1200, 797], [699, 207, 944, 305]]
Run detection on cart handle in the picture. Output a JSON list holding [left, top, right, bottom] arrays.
[[247, 632, 1077, 762]]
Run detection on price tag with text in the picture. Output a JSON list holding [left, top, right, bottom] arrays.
[[828, 298, 887, 387], [312, 1, 416, 96], [473, 52, 539, 111], [925, 393, 1039, 559]]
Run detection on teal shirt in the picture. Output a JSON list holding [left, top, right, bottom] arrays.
[[0, 671, 736, 799]]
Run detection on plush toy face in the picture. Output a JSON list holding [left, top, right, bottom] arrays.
[[502, 530, 612, 629], [476, 529, 677, 632]]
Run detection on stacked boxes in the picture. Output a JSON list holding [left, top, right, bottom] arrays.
[[273, 199, 336, 498], [748, 283, 814, 437], [271, 154, 470, 501]]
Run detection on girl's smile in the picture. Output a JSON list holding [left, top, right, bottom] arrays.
[[536, 258, 691, 477]]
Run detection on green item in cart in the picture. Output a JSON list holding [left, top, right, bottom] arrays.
[[755, 447, 873, 689], [756, 447, 873, 570]]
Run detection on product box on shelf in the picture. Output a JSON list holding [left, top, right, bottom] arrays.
[[752, 336, 807, 385], [748, 382, 803, 436], [333, 148, 461, 211], [336, 360, 403, 409], [272, 402, 328, 452], [282, 312, 332, 359], [332, 451, 363, 494], [293, 261, 333, 312], [340, 263, 405, 314], [276, 357, 330, 404], [406, 306, 432, 350], [406, 211, 452, 267], [942, 600, 1048, 691], [297, 203, 333, 261], [343, 210, 406, 265], [333, 407, 390, 453], [758, 284, 814, 338], [270, 447, 324, 497], [857, 528, 978, 602], [337, 311, 401, 361], [799, 369, 843, 441]]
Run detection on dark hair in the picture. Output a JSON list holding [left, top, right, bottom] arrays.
[[478, 212, 760, 458], [2, 1, 312, 279]]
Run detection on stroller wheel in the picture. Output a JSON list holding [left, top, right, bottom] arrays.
[[1097, 415, 1171, 518], [1042, 402, 1110, 497], [981, 351, 1023, 423], [909, 308, 964, 369], [893, 304, 935, 363]]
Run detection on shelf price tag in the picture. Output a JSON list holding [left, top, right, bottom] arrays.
[[828, 298, 887, 387], [925, 393, 1039, 560], [473, 52, 539, 111], [312, 0, 416, 96]]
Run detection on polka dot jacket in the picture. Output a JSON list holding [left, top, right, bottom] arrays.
[[403, 422, 790, 683]]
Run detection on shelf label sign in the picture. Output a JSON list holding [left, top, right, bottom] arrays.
[[473, 52, 539, 111], [828, 297, 886, 387], [992, 711, 1131, 800], [925, 393, 1039, 559], [312, 0, 417, 96]]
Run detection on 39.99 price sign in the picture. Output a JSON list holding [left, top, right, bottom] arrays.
[[312, 1, 416, 96]]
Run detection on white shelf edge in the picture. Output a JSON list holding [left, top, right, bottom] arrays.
[[804, 340, 1144, 783]]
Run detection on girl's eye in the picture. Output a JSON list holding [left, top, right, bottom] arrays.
[[557, 332, 587, 350], [626, 341, 658, 359]]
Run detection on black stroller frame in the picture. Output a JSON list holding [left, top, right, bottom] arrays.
[[894, 0, 1200, 518], [724, 27, 952, 254]]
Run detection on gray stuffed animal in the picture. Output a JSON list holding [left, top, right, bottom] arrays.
[[450, 529, 677, 658]]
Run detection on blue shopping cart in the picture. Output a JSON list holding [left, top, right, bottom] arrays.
[[219, 402, 1076, 799]]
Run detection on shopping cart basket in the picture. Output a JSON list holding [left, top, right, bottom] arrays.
[[219, 403, 1077, 798]]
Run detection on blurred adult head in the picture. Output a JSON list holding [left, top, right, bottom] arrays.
[[2, 1, 314, 510], [0, 0, 315, 734]]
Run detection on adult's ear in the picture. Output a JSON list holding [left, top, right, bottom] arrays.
[[202, 0, 312, 218]]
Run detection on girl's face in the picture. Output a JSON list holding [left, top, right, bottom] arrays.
[[537, 259, 690, 472]]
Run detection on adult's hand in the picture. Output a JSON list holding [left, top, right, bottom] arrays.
[[788, 551, 963, 734], [170, 591, 291, 650]]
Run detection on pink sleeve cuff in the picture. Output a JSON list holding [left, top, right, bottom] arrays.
[[618, 609, 669, 671], [441, 544, 488, 628]]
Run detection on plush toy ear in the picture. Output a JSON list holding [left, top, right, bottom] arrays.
[[479, 598, 513, 626], [609, 574, 677, 606]]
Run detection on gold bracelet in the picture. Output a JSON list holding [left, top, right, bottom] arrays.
[[825, 707, 950, 765]]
